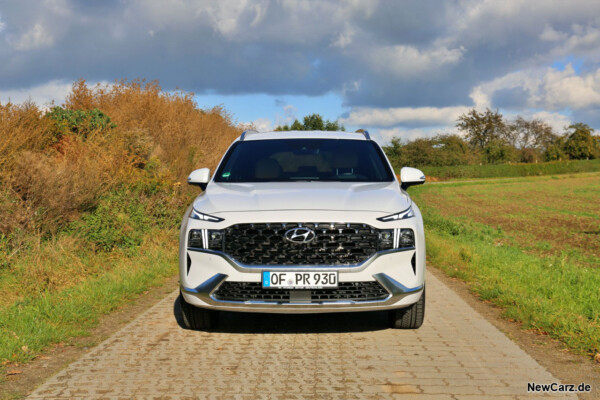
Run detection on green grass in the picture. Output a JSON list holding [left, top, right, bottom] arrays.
[[411, 174, 600, 357], [0, 227, 177, 375], [410, 159, 600, 180], [0, 183, 186, 377]]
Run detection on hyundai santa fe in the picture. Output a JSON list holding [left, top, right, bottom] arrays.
[[179, 130, 426, 330]]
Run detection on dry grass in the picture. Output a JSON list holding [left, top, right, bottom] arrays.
[[0, 102, 54, 171], [0, 79, 240, 239], [65, 79, 240, 180]]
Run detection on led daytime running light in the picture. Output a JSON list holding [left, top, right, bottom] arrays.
[[190, 208, 224, 222], [377, 206, 415, 222]]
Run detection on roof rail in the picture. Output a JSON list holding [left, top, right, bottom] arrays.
[[240, 129, 259, 141], [356, 129, 370, 140]]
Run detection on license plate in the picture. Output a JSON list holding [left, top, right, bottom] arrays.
[[262, 271, 338, 289]]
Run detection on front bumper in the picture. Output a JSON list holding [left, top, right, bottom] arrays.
[[180, 248, 425, 314]]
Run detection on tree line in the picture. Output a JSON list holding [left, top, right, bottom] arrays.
[[275, 113, 345, 131], [384, 108, 600, 168]]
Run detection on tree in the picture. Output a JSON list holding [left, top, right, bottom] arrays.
[[302, 114, 325, 130], [483, 138, 518, 164], [563, 123, 599, 160], [508, 117, 556, 149], [431, 134, 476, 166], [543, 135, 567, 161], [456, 108, 507, 150], [382, 134, 475, 168], [274, 113, 345, 131], [508, 117, 557, 162], [325, 120, 344, 131], [290, 119, 304, 130]]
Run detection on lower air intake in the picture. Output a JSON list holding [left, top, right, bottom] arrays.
[[213, 281, 389, 303]]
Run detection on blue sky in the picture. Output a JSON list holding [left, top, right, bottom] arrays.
[[1, 1, 600, 144], [193, 92, 352, 132]]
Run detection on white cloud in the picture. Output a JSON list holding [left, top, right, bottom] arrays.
[[274, 104, 297, 127], [341, 80, 361, 96], [368, 44, 465, 78], [206, 0, 252, 37], [525, 111, 571, 133], [341, 106, 469, 127], [540, 24, 567, 42], [471, 64, 600, 111], [376, 127, 440, 143], [541, 66, 600, 109], [0, 80, 72, 107], [248, 117, 273, 132], [10, 23, 54, 51], [330, 22, 355, 48], [469, 68, 541, 109], [1, 0, 600, 137]]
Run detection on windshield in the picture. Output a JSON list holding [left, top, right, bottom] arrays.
[[214, 139, 395, 183]]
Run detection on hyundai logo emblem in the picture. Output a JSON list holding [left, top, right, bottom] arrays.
[[284, 227, 316, 244]]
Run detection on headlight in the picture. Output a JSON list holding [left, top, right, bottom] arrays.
[[207, 230, 223, 249], [187, 229, 224, 249], [188, 229, 204, 248], [398, 228, 415, 248], [190, 208, 224, 222], [379, 229, 394, 250], [377, 206, 415, 222]]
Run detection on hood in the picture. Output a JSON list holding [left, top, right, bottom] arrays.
[[193, 181, 410, 215]]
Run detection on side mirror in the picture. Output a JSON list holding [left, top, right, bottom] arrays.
[[400, 167, 426, 190], [187, 168, 211, 190]]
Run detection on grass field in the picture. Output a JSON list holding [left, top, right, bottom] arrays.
[[414, 159, 600, 180], [0, 227, 178, 374], [411, 172, 600, 357]]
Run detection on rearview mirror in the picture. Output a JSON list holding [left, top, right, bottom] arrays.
[[400, 167, 426, 190], [187, 168, 211, 190]]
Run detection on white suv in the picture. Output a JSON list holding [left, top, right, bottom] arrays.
[[179, 130, 426, 330]]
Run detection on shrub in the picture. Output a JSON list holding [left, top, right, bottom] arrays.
[[69, 189, 152, 251], [64, 79, 241, 181], [0, 79, 240, 242], [0, 102, 54, 171], [46, 107, 116, 139]]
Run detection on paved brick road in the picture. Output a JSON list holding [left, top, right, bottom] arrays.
[[28, 274, 575, 399]]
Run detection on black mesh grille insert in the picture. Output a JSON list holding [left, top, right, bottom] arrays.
[[213, 281, 389, 303], [215, 223, 385, 265]]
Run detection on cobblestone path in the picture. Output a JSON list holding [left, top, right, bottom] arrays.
[[27, 273, 574, 399]]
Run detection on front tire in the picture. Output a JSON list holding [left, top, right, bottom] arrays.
[[389, 287, 425, 329], [180, 293, 219, 330]]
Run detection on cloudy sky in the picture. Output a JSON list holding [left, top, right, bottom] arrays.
[[1, 0, 600, 143]]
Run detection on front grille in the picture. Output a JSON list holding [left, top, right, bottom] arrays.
[[213, 281, 389, 303], [212, 223, 387, 265]]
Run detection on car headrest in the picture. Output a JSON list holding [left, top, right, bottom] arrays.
[[255, 158, 282, 180], [333, 150, 358, 169]]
